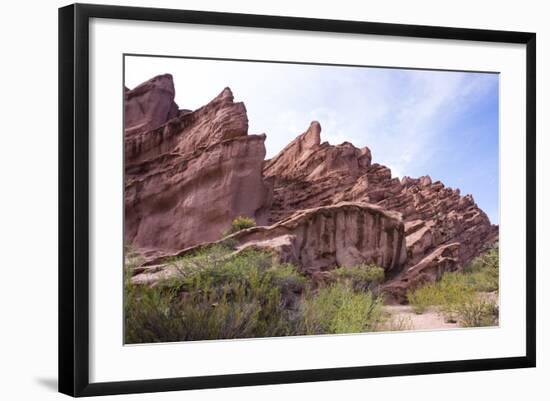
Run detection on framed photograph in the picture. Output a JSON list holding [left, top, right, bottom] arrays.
[[58, 3, 536, 397]]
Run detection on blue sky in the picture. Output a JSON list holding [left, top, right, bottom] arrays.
[[125, 56, 499, 224]]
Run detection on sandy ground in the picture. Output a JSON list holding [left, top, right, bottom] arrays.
[[382, 305, 459, 331]]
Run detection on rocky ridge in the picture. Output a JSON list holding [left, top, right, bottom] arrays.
[[125, 74, 498, 303], [125, 84, 272, 252]]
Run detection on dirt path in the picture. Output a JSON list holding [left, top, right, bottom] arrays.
[[383, 305, 459, 331]]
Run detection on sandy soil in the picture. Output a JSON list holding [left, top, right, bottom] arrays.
[[383, 305, 459, 331]]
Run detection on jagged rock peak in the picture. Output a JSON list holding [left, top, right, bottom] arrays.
[[263, 121, 321, 178], [126, 73, 176, 98], [401, 175, 432, 188], [264, 120, 372, 181], [125, 78, 271, 252], [124, 73, 179, 137], [304, 120, 322, 148], [213, 86, 235, 102]]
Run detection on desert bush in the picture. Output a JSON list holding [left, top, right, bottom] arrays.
[[327, 264, 385, 292], [407, 283, 441, 314], [457, 298, 499, 327], [298, 283, 384, 335], [378, 314, 414, 332], [125, 247, 306, 343], [435, 274, 477, 322], [463, 247, 499, 292], [464, 247, 499, 273], [125, 276, 183, 343], [406, 247, 499, 322], [407, 273, 475, 321], [225, 215, 256, 235], [220, 216, 257, 240]]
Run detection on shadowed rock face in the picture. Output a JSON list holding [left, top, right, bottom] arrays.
[[382, 242, 461, 303], [124, 75, 498, 299], [230, 202, 406, 274], [124, 78, 271, 251]]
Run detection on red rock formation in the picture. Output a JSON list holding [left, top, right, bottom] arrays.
[[264, 122, 372, 223], [124, 79, 272, 251], [382, 243, 461, 303], [264, 121, 498, 299], [132, 202, 407, 285], [125, 74, 179, 137], [230, 202, 406, 274], [124, 76, 498, 300]]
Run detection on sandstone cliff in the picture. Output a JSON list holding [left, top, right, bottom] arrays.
[[125, 74, 179, 137], [125, 77, 271, 251]]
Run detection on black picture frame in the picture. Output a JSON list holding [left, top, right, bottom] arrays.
[[58, 3, 536, 397]]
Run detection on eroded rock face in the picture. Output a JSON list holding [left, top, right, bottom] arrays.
[[231, 202, 406, 274], [263, 121, 498, 291], [382, 243, 461, 303], [131, 202, 407, 284], [124, 84, 272, 251], [264, 122, 373, 223], [125, 74, 179, 137]]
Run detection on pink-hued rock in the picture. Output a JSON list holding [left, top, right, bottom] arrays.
[[382, 243, 461, 303], [231, 202, 406, 274], [264, 122, 373, 224], [124, 76, 498, 297], [131, 202, 407, 284], [124, 85, 272, 251], [263, 122, 498, 274], [125, 74, 179, 137]]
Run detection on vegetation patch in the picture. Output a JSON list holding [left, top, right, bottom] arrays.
[[406, 247, 499, 327], [227, 216, 257, 235], [298, 284, 384, 335], [125, 246, 387, 343], [327, 264, 385, 292]]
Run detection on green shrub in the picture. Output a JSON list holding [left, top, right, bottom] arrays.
[[124, 275, 183, 343], [464, 247, 499, 273], [463, 247, 499, 292], [125, 247, 306, 343], [406, 272, 476, 321], [406, 247, 499, 323], [378, 314, 414, 332], [226, 216, 256, 235], [457, 298, 499, 327], [298, 283, 384, 335], [328, 264, 385, 292], [407, 283, 442, 314]]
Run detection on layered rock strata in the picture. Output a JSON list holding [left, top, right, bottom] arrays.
[[264, 121, 498, 300], [125, 78, 271, 251], [132, 202, 407, 285]]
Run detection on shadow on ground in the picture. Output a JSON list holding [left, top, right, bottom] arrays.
[[35, 377, 57, 392]]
